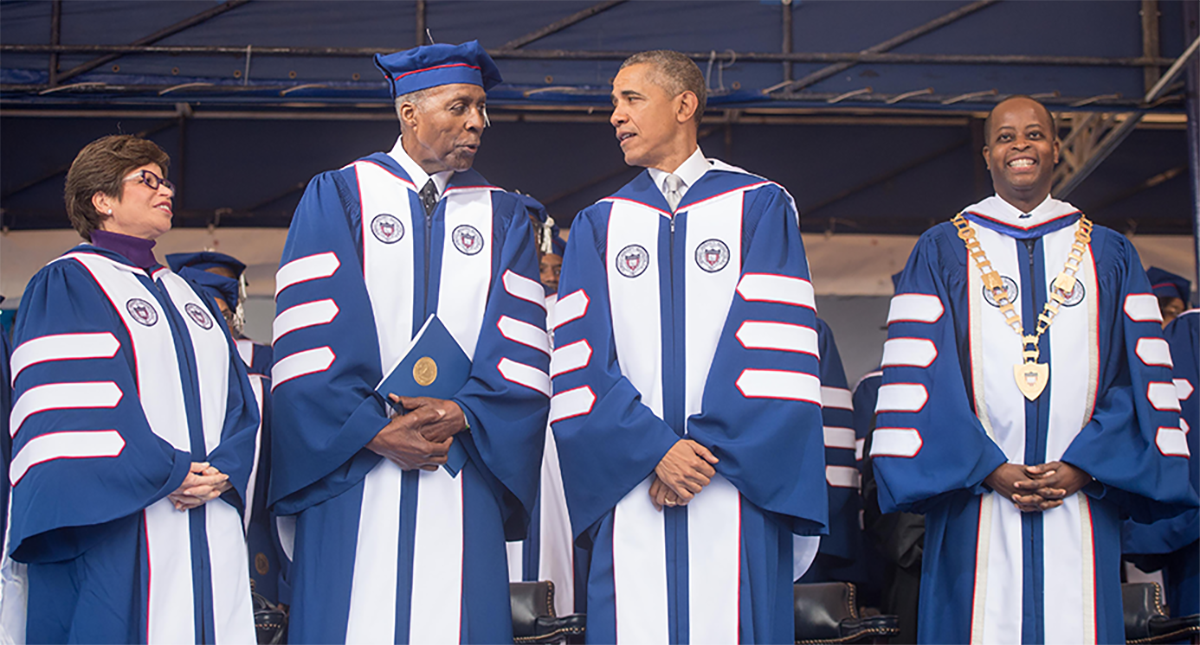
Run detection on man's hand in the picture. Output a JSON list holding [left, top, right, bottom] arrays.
[[653, 439, 719, 504], [985, 462, 1045, 512], [168, 462, 232, 511], [391, 395, 468, 444], [1023, 461, 1092, 510], [648, 476, 686, 511], [367, 401, 453, 471]]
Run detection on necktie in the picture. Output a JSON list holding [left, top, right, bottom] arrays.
[[420, 179, 439, 215], [664, 173, 685, 211]]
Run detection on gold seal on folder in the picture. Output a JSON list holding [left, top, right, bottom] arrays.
[[413, 356, 438, 386]]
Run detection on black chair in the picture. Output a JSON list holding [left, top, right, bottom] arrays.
[[252, 589, 288, 645], [511, 581, 587, 644], [795, 582, 900, 644], [1124, 581, 1200, 644]]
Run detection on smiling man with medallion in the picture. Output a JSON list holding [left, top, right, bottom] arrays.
[[551, 50, 827, 643], [870, 96, 1196, 644], [270, 42, 549, 644]]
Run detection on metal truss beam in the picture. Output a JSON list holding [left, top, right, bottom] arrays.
[[765, 0, 1000, 94], [499, 0, 627, 50], [53, 0, 250, 85]]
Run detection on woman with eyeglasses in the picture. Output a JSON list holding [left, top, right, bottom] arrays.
[[5, 135, 259, 643]]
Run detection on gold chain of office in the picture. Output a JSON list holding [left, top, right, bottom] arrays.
[[951, 212, 1093, 400]]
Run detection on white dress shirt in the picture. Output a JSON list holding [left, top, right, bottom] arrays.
[[388, 136, 454, 197], [647, 146, 712, 209]]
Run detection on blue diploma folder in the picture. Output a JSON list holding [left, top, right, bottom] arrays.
[[375, 314, 470, 475]]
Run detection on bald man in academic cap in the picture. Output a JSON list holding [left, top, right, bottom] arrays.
[[271, 42, 548, 643]]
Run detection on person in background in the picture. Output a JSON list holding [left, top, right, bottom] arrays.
[[855, 273, 923, 645], [797, 319, 870, 602], [270, 42, 548, 644], [167, 250, 285, 609], [8, 134, 258, 642], [870, 96, 1195, 643], [505, 194, 578, 618], [552, 50, 826, 643], [1145, 266, 1191, 327]]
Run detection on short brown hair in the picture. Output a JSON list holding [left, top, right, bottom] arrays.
[[620, 50, 707, 125], [64, 135, 170, 241]]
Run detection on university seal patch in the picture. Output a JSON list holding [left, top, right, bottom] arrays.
[[453, 224, 484, 255], [185, 302, 214, 330], [615, 244, 650, 278], [1054, 279, 1086, 307], [126, 298, 159, 326], [371, 213, 405, 244], [982, 276, 1019, 308], [695, 239, 730, 273]]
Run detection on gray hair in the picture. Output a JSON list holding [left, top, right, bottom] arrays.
[[619, 50, 707, 124], [393, 88, 430, 122]]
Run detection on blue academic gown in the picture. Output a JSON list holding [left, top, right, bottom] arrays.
[[271, 151, 547, 644], [552, 161, 827, 644], [1123, 308, 1200, 616], [871, 199, 1197, 644], [9, 246, 259, 644], [799, 318, 868, 588]]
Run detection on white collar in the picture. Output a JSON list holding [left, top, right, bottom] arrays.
[[964, 194, 1079, 230], [648, 146, 710, 197], [388, 135, 454, 195]]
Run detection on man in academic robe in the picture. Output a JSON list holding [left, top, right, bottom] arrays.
[[270, 41, 548, 644], [797, 318, 869, 595], [870, 96, 1196, 644], [551, 50, 827, 644], [167, 251, 284, 605]]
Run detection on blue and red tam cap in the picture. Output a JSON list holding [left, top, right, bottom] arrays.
[[1147, 267, 1191, 303], [374, 41, 502, 100]]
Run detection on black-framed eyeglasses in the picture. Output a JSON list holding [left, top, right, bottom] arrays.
[[123, 169, 175, 194]]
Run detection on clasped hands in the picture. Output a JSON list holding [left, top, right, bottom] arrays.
[[648, 439, 719, 511], [984, 461, 1092, 512], [168, 462, 232, 511], [367, 395, 467, 471]]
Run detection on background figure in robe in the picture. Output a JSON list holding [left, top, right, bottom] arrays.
[[870, 96, 1196, 644], [0, 295, 17, 644], [858, 271, 923, 644], [552, 50, 827, 644], [270, 42, 548, 644], [1123, 294, 1198, 617], [10, 135, 258, 643], [505, 194, 577, 618], [1144, 266, 1191, 327], [797, 318, 870, 600], [166, 251, 284, 607]]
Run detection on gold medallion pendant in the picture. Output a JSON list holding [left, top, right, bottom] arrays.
[[1014, 362, 1049, 400], [952, 212, 1092, 402]]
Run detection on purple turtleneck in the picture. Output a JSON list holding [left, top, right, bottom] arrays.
[[90, 230, 159, 270]]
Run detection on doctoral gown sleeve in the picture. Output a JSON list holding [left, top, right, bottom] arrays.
[[686, 186, 827, 535], [550, 205, 681, 542], [871, 227, 1009, 515], [7, 261, 192, 563], [450, 193, 549, 539], [1061, 233, 1197, 521], [269, 170, 389, 515]]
